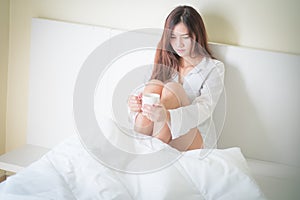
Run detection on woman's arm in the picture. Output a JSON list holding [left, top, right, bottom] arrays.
[[168, 61, 225, 139]]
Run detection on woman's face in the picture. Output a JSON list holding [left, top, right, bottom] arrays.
[[170, 22, 194, 58]]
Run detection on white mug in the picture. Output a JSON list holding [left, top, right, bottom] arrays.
[[142, 93, 160, 106]]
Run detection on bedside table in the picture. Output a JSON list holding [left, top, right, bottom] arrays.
[[0, 144, 50, 173]]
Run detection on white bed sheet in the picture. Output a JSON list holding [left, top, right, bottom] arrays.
[[0, 134, 266, 200]]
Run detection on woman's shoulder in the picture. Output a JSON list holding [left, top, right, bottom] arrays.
[[208, 57, 224, 66], [203, 57, 225, 72]]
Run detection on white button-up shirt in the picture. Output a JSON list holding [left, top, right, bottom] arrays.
[[168, 57, 225, 148], [129, 56, 225, 148]]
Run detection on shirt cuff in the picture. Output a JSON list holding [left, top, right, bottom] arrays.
[[168, 108, 184, 139]]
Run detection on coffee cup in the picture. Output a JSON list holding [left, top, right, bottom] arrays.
[[142, 93, 160, 106]]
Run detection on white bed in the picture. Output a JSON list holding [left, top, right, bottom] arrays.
[[0, 18, 299, 199], [0, 131, 266, 200]]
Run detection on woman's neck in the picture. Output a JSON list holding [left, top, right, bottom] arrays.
[[180, 55, 203, 68]]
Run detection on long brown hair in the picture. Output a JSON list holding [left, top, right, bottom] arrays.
[[151, 5, 213, 82]]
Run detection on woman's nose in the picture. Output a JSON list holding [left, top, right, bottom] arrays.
[[175, 38, 184, 48]]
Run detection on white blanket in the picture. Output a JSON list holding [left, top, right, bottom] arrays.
[[0, 135, 265, 200]]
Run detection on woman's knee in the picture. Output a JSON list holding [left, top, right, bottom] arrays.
[[163, 82, 184, 95], [143, 79, 164, 95], [161, 82, 190, 107]]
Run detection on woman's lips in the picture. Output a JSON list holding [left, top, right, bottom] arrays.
[[177, 49, 185, 53]]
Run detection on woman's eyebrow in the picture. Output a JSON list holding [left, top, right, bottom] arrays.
[[171, 33, 189, 36]]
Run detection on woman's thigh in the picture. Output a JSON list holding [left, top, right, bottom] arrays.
[[169, 128, 203, 151], [161, 82, 203, 151]]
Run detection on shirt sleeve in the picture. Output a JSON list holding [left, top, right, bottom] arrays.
[[168, 61, 225, 139]]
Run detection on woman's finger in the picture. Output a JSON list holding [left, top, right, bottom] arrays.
[[129, 96, 141, 105], [130, 96, 137, 101], [137, 92, 143, 99], [129, 102, 142, 112], [142, 104, 152, 112]]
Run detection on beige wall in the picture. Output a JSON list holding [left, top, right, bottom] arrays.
[[200, 0, 300, 54], [0, 0, 10, 154], [5, 0, 300, 151]]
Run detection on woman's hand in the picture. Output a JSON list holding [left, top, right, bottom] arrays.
[[128, 93, 142, 112], [142, 104, 169, 123]]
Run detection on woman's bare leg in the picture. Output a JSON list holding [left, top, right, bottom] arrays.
[[168, 128, 203, 151], [134, 80, 164, 135], [155, 82, 203, 151], [152, 82, 184, 143], [134, 80, 203, 150]]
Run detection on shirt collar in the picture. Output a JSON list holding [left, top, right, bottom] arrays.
[[189, 56, 207, 74]]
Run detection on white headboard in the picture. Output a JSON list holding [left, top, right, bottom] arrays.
[[28, 18, 300, 166], [210, 44, 300, 166]]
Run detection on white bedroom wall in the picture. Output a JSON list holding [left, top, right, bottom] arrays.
[[5, 0, 300, 151], [0, 0, 10, 154]]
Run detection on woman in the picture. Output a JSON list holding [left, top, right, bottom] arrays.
[[128, 5, 225, 151]]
